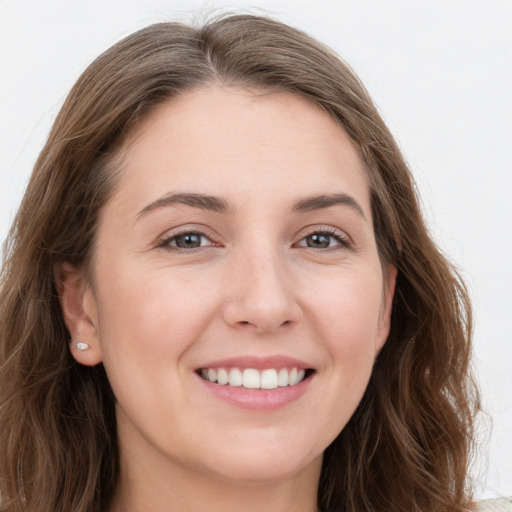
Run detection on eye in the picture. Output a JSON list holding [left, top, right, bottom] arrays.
[[296, 229, 350, 250], [159, 231, 214, 250]]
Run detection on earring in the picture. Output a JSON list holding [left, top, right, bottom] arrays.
[[74, 342, 90, 351]]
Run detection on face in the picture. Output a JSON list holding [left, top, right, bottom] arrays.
[[62, 87, 395, 486]]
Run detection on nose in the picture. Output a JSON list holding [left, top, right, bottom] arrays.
[[222, 249, 303, 334]]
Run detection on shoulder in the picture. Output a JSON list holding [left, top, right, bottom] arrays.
[[476, 498, 512, 511]]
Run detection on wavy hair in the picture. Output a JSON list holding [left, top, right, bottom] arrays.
[[0, 14, 479, 512]]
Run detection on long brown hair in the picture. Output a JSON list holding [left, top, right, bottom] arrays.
[[0, 14, 480, 512]]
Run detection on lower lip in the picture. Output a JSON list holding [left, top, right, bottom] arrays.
[[197, 373, 312, 411]]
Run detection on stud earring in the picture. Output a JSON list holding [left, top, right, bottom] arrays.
[[74, 342, 90, 351]]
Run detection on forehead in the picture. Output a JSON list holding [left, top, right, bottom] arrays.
[[112, 86, 370, 214]]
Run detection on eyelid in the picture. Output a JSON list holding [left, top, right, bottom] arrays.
[[156, 225, 221, 251], [295, 225, 353, 249], [153, 224, 352, 252]]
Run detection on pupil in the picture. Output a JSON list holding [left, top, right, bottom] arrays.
[[308, 233, 330, 248], [177, 233, 201, 248]]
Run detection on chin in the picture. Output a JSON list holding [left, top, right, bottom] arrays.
[[190, 428, 325, 484], [203, 451, 321, 485]]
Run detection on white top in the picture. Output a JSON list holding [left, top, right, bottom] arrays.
[[477, 498, 512, 511]]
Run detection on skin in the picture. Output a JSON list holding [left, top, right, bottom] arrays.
[[58, 86, 395, 512]]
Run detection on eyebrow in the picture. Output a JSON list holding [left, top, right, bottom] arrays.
[[291, 193, 367, 221], [136, 192, 366, 221], [137, 192, 234, 218]]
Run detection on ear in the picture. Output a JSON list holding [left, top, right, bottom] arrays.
[[54, 262, 103, 366], [375, 264, 397, 353]]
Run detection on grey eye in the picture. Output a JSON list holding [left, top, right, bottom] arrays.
[[305, 233, 332, 248], [171, 233, 207, 249]]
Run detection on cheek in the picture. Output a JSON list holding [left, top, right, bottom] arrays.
[[92, 266, 219, 430], [289, 269, 384, 446], [303, 267, 383, 402], [94, 263, 218, 367], [305, 268, 383, 350]]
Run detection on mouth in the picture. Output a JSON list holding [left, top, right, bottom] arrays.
[[196, 367, 315, 390]]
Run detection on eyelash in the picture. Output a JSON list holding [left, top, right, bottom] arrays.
[[157, 230, 218, 252], [295, 227, 352, 250], [157, 227, 352, 252]]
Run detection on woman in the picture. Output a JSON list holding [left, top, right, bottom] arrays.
[[0, 14, 481, 512]]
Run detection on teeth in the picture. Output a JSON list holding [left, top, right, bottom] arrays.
[[278, 368, 288, 387], [200, 367, 307, 389], [229, 368, 243, 387], [243, 369, 260, 388], [217, 368, 229, 385], [261, 369, 278, 389]]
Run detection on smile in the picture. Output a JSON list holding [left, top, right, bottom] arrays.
[[199, 367, 308, 390]]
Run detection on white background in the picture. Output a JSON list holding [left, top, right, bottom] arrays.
[[1, 0, 510, 500]]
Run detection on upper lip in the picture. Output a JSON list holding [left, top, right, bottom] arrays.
[[196, 355, 313, 370]]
